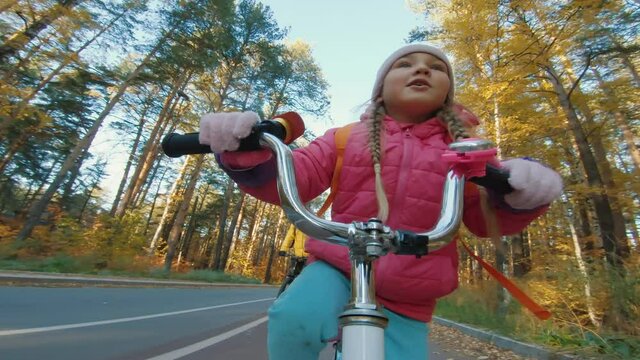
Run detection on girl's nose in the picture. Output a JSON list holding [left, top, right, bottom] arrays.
[[414, 63, 431, 75]]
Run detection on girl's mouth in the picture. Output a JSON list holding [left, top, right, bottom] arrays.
[[407, 79, 431, 88]]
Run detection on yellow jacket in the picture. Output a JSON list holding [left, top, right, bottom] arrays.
[[280, 225, 308, 257]]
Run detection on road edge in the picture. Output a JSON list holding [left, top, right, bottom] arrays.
[[0, 270, 275, 288], [432, 316, 579, 360]]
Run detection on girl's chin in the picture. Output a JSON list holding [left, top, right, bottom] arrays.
[[400, 102, 442, 114]]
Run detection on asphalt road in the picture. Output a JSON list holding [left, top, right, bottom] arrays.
[[0, 285, 480, 360], [0, 271, 572, 360], [0, 286, 279, 359]]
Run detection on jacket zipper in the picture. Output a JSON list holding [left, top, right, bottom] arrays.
[[389, 128, 414, 225]]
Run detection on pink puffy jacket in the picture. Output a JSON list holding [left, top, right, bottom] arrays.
[[230, 115, 545, 322]]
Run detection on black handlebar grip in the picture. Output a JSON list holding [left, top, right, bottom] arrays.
[[469, 164, 514, 194], [161, 121, 287, 158], [162, 133, 212, 158]]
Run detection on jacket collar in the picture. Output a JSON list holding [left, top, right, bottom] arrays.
[[381, 115, 448, 140]]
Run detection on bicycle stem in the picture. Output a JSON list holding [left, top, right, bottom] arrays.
[[340, 219, 389, 335]]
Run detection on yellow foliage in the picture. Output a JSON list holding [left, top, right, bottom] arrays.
[[0, 224, 17, 239]]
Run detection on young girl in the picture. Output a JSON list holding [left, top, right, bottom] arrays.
[[199, 44, 563, 360]]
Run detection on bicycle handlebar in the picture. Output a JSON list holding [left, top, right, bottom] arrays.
[[162, 126, 513, 256], [261, 132, 466, 254], [162, 129, 513, 194]]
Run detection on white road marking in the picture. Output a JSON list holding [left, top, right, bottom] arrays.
[[0, 298, 274, 336], [145, 316, 269, 360]]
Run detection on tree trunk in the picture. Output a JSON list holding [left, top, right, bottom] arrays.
[[565, 200, 600, 327], [561, 144, 595, 252], [225, 198, 247, 272], [264, 212, 285, 284], [494, 238, 509, 318], [198, 213, 220, 269], [620, 53, 640, 87], [511, 232, 531, 277], [164, 155, 205, 272], [116, 110, 174, 215], [20, 156, 62, 209], [144, 168, 168, 235], [14, 35, 165, 243], [133, 154, 164, 208], [181, 191, 205, 262], [60, 147, 89, 209], [115, 73, 189, 216], [148, 157, 190, 254], [263, 241, 276, 284], [591, 68, 640, 172], [226, 197, 258, 273], [78, 179, 99, 221], [558, 59, 631, 259], [253, 209, 275, 266], [211, 178, 235, 270], [573, 100, 629, 258], [545, 64, 634, 331], [110, 105, 150, 215], [472, 243, 483, 282], [243, 202, 267, 274], [555, 54, 631, 257], [219, 192, 246, 271], [544, 64, 626, 269]]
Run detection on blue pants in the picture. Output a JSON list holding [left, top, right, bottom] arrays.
[[268, 261, 429, 359]]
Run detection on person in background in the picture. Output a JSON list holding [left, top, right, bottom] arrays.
[[277, 224, 308, 296]]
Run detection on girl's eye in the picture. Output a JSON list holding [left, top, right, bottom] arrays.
[[430, 64, 446, 72], [395, 60, 412, 68]]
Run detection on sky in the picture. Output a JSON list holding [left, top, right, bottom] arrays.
[[94, 0, 425, 201], [259, 0, 425, 134]]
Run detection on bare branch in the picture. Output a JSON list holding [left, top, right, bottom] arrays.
[[567, 53, 593, 99]]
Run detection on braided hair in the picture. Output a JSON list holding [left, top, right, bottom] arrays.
[[437, 105, 470, 141], [366, 101, 389, 221], [366, 102, 471, 222]]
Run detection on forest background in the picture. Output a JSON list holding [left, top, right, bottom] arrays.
[[0, 0, 638, 358]]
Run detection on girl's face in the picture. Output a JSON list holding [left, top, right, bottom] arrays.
[[381, 52, 450, 123]]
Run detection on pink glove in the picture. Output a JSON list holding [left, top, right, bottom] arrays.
[[199, 111, 271, 169], [199, 111, 260, 153], [501, 159, 563, 210]]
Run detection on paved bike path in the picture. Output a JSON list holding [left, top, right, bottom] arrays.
[[0, 270, 576, 359], [197, 321, 492, 360]]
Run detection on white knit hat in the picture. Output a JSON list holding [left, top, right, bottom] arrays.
[[371, 44, 454, 104]]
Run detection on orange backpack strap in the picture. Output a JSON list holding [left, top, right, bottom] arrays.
[[316, 123, 356, 217], [460, 240, 552, 320]]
